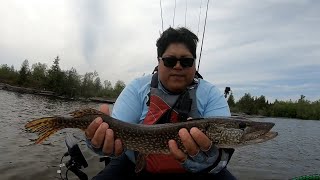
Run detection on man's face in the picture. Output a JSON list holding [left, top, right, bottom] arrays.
[[158, 43, 196, 93]]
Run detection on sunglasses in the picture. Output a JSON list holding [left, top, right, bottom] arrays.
[[159, 57, 195, 68]]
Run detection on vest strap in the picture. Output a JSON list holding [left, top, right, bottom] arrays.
[[137, 71, 201, 173], [148, 72, 195, 122]]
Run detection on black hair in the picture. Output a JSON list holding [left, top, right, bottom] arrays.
[[156, 27, 199, 59]]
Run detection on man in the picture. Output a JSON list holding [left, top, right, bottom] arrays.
[[85, 27, 236, 179]]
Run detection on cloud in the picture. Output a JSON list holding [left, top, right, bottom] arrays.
[[0, 0, 319, 101]]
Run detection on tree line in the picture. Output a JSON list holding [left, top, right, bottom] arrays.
[[0, 56, 125, 99], [227, 93, 320, 120], [1, 57, 319, 120]]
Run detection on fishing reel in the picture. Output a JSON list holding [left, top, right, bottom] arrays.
[[58, 133, 88, 180]]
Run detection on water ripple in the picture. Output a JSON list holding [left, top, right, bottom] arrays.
[[0, 90, 319, 180]]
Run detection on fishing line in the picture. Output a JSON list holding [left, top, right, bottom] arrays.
[[173, 0, 176, 27], [197, 0, 203, 37], [197, 0, 210, 72], [160, 0, 164, 32], [185, 0, 188, 26]]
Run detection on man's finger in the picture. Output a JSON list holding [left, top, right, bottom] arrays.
[[179, 128, 199, 156], [102, 129, 114, 155], [85, 117, 103, 139], [168, 140, 187, 162], [100, 104, 110, 115], [91, 122, 109, 148], [114, 138, 124, 157], [190, 127, 212, 151]]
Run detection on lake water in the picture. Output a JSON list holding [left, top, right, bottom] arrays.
[[0, 89, 319, 180]]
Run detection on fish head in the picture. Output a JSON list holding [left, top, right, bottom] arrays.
[[240, 120, 278, 143], [206, 119, 278, 147]]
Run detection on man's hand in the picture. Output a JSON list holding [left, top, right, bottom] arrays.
[[85, 104, 123, 157], [168, 127, 220, 173], [168, 127, 212, 161]]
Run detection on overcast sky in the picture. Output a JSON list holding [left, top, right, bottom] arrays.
[[0, 0, 319, 102]]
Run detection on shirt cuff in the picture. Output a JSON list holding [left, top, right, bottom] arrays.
[[208, 148, 234, 174]]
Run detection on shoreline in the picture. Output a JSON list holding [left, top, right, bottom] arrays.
[[1, 82, 317, 121], [0, 83, 263, 119], [0, 82, 116, 104]]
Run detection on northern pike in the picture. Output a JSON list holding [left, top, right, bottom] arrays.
[[25, 108, 278, 154]]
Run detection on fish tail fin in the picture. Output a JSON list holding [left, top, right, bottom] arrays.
[[25, 117, 63, 144]]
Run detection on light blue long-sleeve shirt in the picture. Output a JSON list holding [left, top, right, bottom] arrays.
[[111, 74, 231, 163]]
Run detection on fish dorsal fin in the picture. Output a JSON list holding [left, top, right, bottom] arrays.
[[69, 108, 104, 118]]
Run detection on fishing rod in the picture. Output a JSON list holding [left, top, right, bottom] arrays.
[[158, 0, 210, 73]]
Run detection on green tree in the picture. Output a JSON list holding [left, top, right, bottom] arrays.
[[31, 62, 47, 89], [255, 95, 268, 115], [47, 56, 64, 94], [1, 59, 129, 100], [227, 93, 235, 107], [81, 71, 98, 98], [0, 64, 18, 84], [94, 77, 102, 91], [113, 80, 126, 97], [63, 68, 81, 97], [296, 94, 311, 120], [237, 93, 255, 115], [102, 80, 113, 97], [18, 59, 30, 86], [104, 80, 112, 90]]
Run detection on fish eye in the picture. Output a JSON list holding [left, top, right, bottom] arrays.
[[239, 122, 246, 130]]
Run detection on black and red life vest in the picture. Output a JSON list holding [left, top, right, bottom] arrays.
[[140, 71, 201, 173]]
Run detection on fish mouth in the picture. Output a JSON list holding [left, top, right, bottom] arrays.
[[241, 122, 277, 142], [241, 131, 278, 145]]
